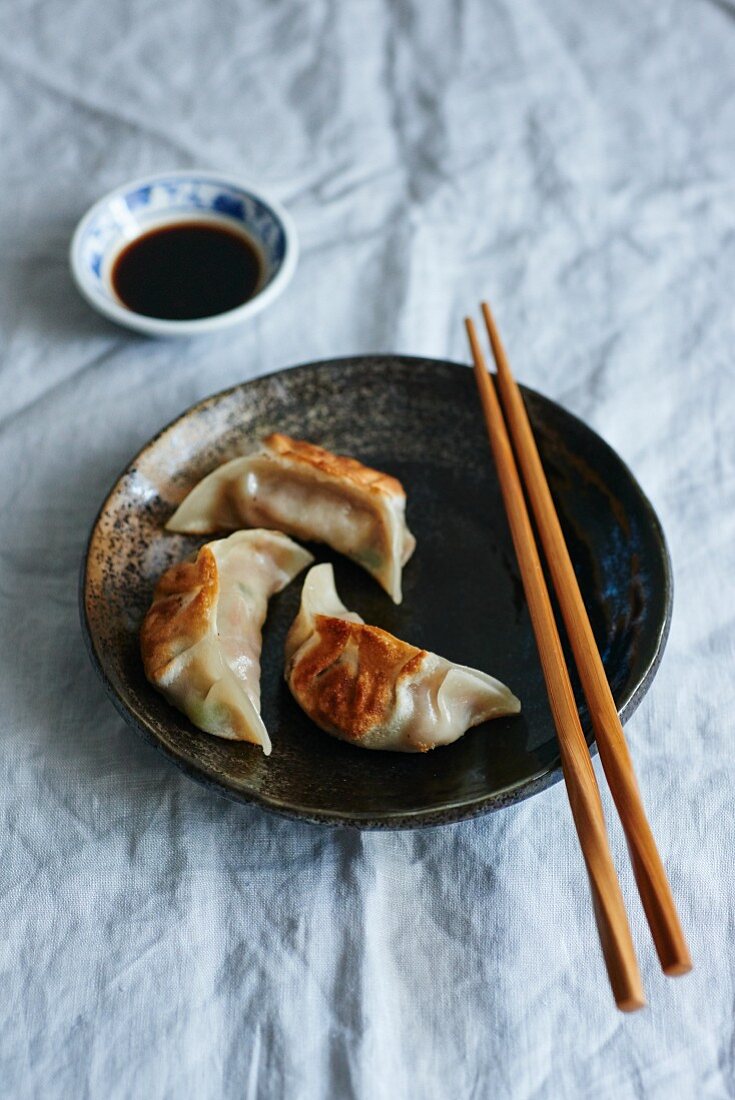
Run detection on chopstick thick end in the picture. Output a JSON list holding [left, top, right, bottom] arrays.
[[663, 958, 693, 978], [618, 994, 647, 1014]]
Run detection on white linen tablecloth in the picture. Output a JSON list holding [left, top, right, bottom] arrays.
[[2, 1, 734, 1096]]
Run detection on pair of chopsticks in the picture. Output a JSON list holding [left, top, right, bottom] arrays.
[[465, 303, 691, 1012]]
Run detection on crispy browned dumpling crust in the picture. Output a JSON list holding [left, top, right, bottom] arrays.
[[264, 433, 406, 499], [140, 547, 218, 680], [289, 614, 428, 742]]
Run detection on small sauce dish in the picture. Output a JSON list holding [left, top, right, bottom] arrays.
[[70, 171, 298, 336]]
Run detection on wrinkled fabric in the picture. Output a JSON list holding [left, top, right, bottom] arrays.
[[1, 1, 734, 1097]]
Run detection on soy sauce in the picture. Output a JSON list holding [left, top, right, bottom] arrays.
[[112, 222, 262, 321]]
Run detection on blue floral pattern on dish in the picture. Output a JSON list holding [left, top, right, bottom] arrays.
[[77, 177, 288, 295]]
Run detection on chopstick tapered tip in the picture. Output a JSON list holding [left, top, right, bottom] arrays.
[[465, 317, 484, 366], [481, 300, 495, 324]]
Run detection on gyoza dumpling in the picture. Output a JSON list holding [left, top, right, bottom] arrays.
[[166, 433, 416, 604], [141, 530, 313, 753], [284, 564, 521, 752]]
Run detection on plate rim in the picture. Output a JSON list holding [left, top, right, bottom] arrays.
[[79, 354, 673, 828]]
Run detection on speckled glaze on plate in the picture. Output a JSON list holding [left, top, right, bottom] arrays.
[[80, 356, 672, 828]]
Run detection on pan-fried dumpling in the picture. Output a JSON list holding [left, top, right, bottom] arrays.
[[141, 530, 313, 753], [284, 564, 521, 752], [166, 433, 416, 603]]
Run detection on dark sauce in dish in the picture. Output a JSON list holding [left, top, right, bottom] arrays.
[[112, 222, 263, 321]]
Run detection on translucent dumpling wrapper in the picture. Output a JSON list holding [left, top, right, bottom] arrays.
[[166, 433, 416, 603], [284, 564, 521, 752], [141, 530, 313, 753]]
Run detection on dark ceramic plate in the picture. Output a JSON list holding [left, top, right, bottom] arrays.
[[81, 356, 672, 828]]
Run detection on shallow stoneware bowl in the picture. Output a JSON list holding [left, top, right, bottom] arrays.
[[81, 356, 672, 828]]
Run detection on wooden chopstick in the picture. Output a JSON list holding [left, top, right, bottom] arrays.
[[481, 301, 692, 978], [465, 317, 645, 1012]]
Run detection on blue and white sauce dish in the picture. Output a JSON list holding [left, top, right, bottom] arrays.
[[70, 171, 298, 336]]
